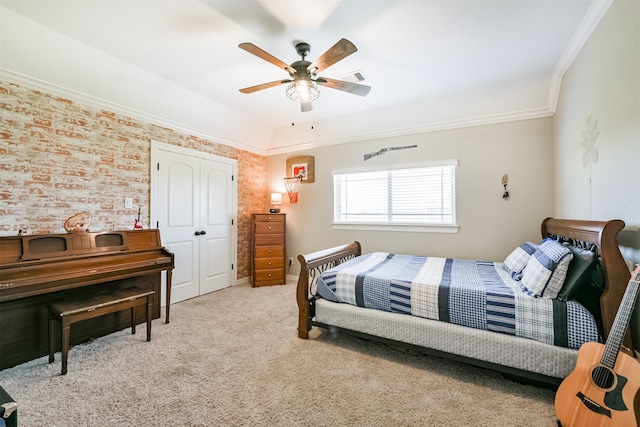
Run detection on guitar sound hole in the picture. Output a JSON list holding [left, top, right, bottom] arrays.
[[591, 366, 615, 389]]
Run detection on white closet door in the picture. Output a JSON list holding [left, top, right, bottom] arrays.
[[156, 148, 201, 302], [199, 158, 234, 294], [152, 142, 237, 305]]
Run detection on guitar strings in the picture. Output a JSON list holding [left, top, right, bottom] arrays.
[[592, 278, 639, 388]]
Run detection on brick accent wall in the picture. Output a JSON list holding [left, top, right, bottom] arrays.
[[0, 80, 266, 279]]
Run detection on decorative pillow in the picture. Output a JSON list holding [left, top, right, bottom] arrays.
[[502, 242, 538, 280], [520, 240, 573, 298], [557, 244, 598, 301], [569, 262, 606, 329]]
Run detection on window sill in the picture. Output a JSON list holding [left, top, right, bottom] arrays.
[[331, 222, 459, 233]]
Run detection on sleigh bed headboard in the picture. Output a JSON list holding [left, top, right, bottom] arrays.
[[540, 217, 631, 353]]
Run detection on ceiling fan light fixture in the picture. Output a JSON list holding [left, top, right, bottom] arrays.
[[239, 38, 369, 112], [286, 78, 320, 104]]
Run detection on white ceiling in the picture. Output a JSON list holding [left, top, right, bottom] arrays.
[[0, 0, 607, 153]]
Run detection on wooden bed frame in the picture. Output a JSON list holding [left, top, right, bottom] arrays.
[[296, 218, 633, 385]]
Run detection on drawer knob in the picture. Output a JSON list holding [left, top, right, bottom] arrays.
[[268, 226, 272, 230], [268, 273, 272, 277]]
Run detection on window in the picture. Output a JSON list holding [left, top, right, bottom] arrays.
[[332, 160, 457, 232]]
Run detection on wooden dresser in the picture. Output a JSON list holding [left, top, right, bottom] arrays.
[[251, 213, 286, 286]]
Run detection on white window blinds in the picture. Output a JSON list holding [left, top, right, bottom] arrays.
[[333, 162, 456, 225]]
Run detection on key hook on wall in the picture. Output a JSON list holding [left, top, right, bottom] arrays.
[[502, 174, 509, 200]]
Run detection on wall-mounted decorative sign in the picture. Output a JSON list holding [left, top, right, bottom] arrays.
[[286, 155, 314, 183]]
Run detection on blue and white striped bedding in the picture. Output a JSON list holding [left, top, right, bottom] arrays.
[[316, 252, 600, 349]]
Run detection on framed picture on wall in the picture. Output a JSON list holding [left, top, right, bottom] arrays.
[[286, 155, 314, 183]]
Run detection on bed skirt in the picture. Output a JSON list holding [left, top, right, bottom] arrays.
[[315, 298, 579, 380]]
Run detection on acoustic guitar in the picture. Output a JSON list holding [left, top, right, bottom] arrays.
[[555, 265, 640, 427]]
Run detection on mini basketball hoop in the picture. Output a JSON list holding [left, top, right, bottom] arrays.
[[284, 176, 302, 203]]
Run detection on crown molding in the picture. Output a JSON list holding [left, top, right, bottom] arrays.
[[546, 72, 564, 116], [3, 66, 555, 158], [265, 106, 555, 155], [554, 0, 613, 77], [0, 68, 267, 156], [547, 0, 613, 113]]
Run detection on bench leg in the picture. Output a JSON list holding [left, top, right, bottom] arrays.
[[61, 323, 70, 375], [48, 317, 56, 364]]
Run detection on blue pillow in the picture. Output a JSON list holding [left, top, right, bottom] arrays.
[[503, 242, 538, 280], [520, 240, 573, 298]]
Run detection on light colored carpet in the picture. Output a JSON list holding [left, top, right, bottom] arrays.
[[0, 282, 558, 426]]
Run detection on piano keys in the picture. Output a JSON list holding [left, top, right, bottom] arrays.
[[0, 229, 174, 370]]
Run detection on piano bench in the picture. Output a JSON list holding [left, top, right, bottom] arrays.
[[47, 286, 155, 375]]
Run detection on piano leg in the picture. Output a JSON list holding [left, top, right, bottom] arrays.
[[131, 306, 136, 335], [165, 270, 172, 323], [147, 296, 152, 341]]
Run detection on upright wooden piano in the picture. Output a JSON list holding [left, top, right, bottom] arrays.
[[0, 229, 174, 370]]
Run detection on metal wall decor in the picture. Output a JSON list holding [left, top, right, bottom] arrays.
[[363, 144, 417, 161]]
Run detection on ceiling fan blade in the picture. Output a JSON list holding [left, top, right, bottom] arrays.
[[239, 79, 292, 94], [238, 43, 296, 74], [316, 77, 371, 96], [307, 38, 357, 74], [301, 102, 313, 112]]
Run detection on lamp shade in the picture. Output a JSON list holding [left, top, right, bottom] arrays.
[[271, 193, 282, 204], [286, 79, 320, 103]]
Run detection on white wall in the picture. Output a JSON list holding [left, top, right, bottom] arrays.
[[267, 117, 554, 276], [554, 0, 639, 228], [553, 0, 640, 352]]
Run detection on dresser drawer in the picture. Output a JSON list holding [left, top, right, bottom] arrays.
[[254, 233, 284, 246], [254, 269, 285, 286], [254, 222, 284, 234], [253, 214, 285, 223], [254, 257, 284, 269], [254, 246, 284, 258]]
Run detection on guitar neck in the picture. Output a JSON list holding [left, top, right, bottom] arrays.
[[601, 267, 640, 368]]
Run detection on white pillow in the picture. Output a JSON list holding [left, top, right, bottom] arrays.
[[520, 240, 573, 298], [503, 242, 538, 280]]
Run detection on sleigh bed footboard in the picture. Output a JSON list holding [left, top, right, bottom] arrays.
[[296, 242, 361, 338]]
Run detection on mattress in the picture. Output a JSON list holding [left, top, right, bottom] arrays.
[[316, 252, 600, 350]]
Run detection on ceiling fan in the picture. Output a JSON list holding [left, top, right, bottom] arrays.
[[238, 38, 371, 112]]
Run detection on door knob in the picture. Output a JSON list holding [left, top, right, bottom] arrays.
[[195, 230, 207, 236]]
